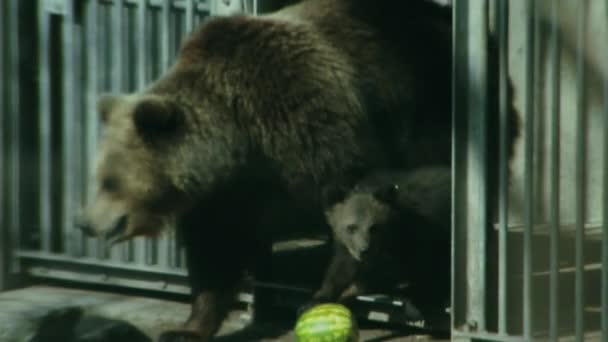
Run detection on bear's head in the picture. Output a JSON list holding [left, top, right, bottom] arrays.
[[77, 89, 242, 242], [322, 181, 400, 262], [76, 93, 206, 243]]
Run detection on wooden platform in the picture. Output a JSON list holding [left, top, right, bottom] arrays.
[[0, 285, 447, 341]]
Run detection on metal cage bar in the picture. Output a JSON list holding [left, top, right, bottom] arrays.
[[496, 0, 509, 334], [38, 2, 53, 255], [603, 4, 608, 342], [85, 0, 102, 259], [574, 2, 588, 342], [0, 0, 6, 290], [62, 0, 81, 257], [452, 0, 490, 335], [603, 1, 608, 339], [157, 0, 172, 269], [133, 0, 149, 266], [548, 1, 562, 341], [8, 0, 21, 273], [522, 0, 536, 338]]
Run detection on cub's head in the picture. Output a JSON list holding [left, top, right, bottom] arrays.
[[322, 181, 400, 261], [77, 93, 193, 243]]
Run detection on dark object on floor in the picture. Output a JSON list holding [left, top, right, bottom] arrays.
[[29, 307, 151, 342]]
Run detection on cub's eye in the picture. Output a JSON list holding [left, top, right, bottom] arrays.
[[346, 224, 358, 234], [101, 177, 119, 192]]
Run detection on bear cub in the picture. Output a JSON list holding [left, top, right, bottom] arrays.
[[315, 167, 452, 319]]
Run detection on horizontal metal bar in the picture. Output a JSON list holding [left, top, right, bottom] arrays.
[[28, 266, 191, 295], [17, 251, 188, 277], [452, 331, 529, 342], [196, 1, 211, 12]]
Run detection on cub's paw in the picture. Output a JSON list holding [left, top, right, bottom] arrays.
[[158, 329, 202, 342]]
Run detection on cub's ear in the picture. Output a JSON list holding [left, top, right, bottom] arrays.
[[373, 183, 399, 204], [321, 183, 350, 209], [133, 95, 184, 140], [97, 94, 124, 124]]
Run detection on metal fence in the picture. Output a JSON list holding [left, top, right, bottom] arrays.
[[3, 0, 608, 340], [453, 0, 608, 341], [1, 0, 264, 296]]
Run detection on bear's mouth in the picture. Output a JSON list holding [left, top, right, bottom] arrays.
[[106, 215, 128, 245]]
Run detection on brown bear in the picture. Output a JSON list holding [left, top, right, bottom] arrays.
[[76, 0, 513, 341], [313, 167, 452, 325]]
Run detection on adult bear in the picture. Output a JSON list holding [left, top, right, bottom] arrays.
[[77, 0, 513, 340]]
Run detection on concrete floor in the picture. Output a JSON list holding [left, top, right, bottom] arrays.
[[0, 285, 448, 341]]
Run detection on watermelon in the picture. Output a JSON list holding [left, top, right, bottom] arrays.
[[294, 303, 359, 342]]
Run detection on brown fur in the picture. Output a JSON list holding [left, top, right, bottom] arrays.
[[76, 0, 516, 340]]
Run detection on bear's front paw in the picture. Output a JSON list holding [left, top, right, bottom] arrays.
[[158, 329, 203, 342]]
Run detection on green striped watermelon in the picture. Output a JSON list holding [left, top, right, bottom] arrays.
[[294, 303, 358, 342]]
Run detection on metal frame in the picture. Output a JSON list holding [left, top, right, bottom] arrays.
[[4, 0, 608, 341], [452, 0, 489, 335], [0, 0, 6, 292], [1, 0, 22, 292], [4, 0, 258, 292], [453, 0, 608, 341]]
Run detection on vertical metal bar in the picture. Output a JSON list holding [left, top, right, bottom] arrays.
[[522, 0, 536, 338], [74, 0, 85, 257], [452, 0, 468, 334], [62, 0, 78, 256], [8, 0, 20, 271], [108, 0, 129, 262], [179, 2, 192, 269], [157, 0, 171, 268], [603, 4, 608, 341], [85, 0, 101, 259], [133, 0, 148, 265], [99, 1, 112, 260], [496, 0, 509, 334], [603, 1, 608, 339], [574, 2, 587, 341], [161, 0, 170, 71], [38, 2, 52, 253], [466, 0, 489, 333], [453, 0, 488, 331], [0, 0, 5, 290], [185, 0, 194, 33], [549, 2, 561, 341]]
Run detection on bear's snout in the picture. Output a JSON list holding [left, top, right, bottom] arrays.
[[74, 214, 128, 243], [74, 216, 96, 237], [107, 215, 128, 241]]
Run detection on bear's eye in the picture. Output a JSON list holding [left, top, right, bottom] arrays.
[[101, 177, 119, 193], [346, 224, 358, 234]]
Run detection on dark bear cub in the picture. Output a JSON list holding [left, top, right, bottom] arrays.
[[314, 167, 452, 320]]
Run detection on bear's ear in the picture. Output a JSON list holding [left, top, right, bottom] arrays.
[[373, 183, 399, 204], [132, 96, 184, 140], [98, 94, 124, 124]]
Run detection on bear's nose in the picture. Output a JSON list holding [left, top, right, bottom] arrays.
[[74, 216, 96, 237]]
